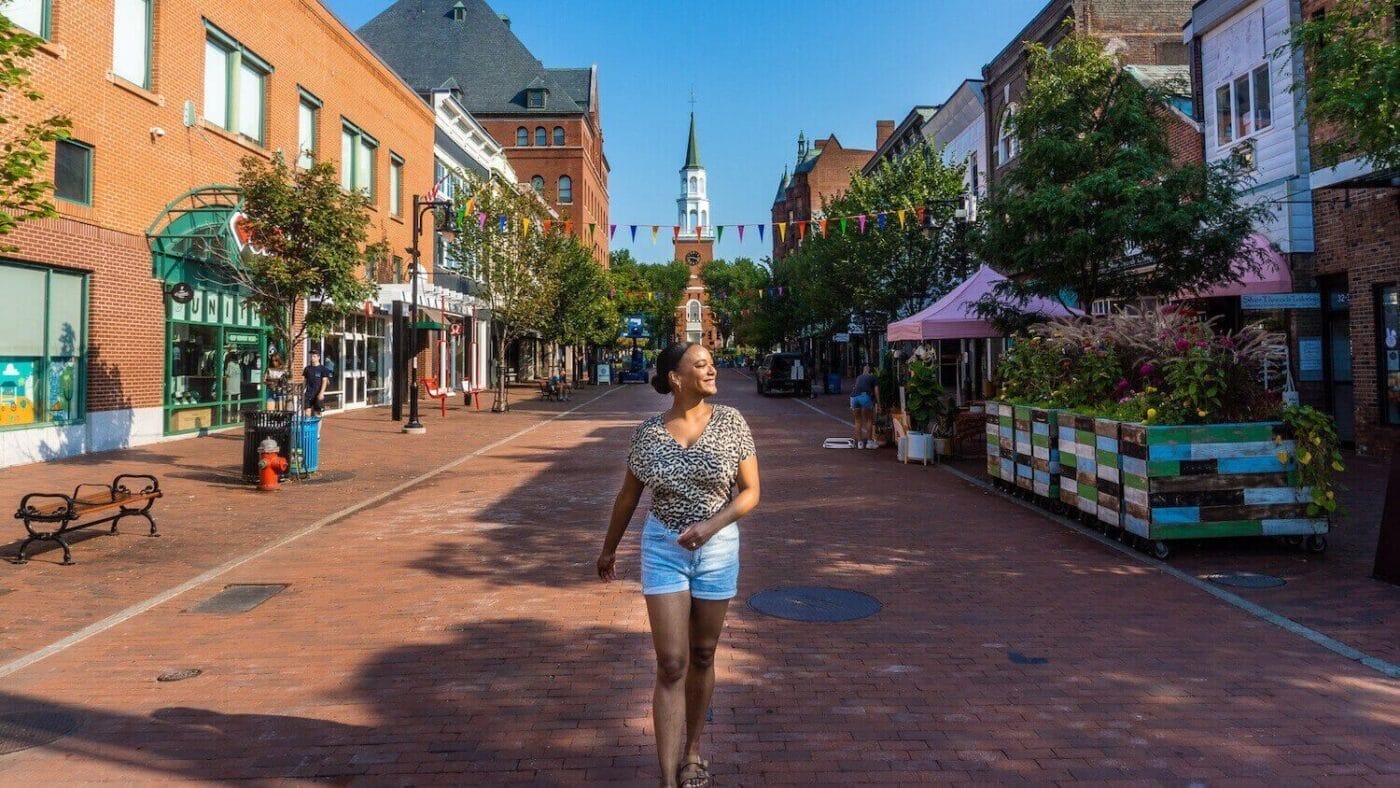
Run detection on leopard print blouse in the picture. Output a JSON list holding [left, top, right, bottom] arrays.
[[628, 404, 756, 532]]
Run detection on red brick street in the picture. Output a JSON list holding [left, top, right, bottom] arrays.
[[0, 371, 1396, 783]]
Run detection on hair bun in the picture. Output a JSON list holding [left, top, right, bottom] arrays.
[[650, 373, 670, 395]]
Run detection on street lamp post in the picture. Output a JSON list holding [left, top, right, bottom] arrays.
[[404, 194, 456, 435]]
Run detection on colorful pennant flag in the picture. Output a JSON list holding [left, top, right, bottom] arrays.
[[588, 222, 596, 240], [609, 224, 617, 240], [776, 222, 786, 242], [650, 226, 659, 244], [876, 213, 887, 231], [542, 219, 552, 233], [565, 221, 574, 236], [672, 225, 681, 241], [797, 221, 807, 239], [477, 212, 487, 230], [758, 224, 765, 242], [522, 218, 531, 235], [838, 217, 846, 235], [630, 225, 638, 242], [897, 209, 907, 228], [737, 225, 745, 242], [498, 215, 508, 233], [819, 218, 828, 237], [915, 207, 926, 225], [715, 226, 724, 242], [858, 214, 867, 233]]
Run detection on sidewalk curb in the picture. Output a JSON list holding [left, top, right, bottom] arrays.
[[0, 386, 622, 681], [790, 395, 1400, 681]]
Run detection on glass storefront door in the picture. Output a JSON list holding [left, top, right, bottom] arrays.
[[344, 316, 367, 407], [166, 288, 268, 434], [1322, 280, 1354, 443]]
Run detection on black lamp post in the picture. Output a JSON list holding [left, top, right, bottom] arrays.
[[404, 194, 457, 435]]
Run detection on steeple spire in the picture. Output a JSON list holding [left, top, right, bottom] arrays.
[[683, 112, 702, 170]]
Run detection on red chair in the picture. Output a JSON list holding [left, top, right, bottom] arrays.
[[420, 376, 449, 417]]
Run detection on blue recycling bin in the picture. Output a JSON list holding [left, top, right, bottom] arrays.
[[826, 373, 842, 395], [293, 416, 322, 474]]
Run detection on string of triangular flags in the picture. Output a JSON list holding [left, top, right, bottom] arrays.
[[608, 286, 791, 302], [454, 200, 934, 245]]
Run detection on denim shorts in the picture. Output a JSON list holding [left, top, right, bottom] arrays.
[[640, 513, 740, 600], [850, 392, 874, 410]]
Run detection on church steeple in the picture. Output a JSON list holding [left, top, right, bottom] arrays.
[[677, 111, 710, 239], [683, 112, 702, 170]]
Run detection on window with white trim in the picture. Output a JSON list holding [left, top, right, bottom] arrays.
[[203, 24, 272, 145], [1213, 65, 1272, 147], [998, 104, 1018, 164], [389, 154, 403, 217], [113, 0, 152, 88]]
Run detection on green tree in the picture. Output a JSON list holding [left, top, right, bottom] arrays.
[[607, 250, 689, 346], [230, 154, 381, 360], [700, 257, 769, 348], [447, 172, 558, 411], [0, 7, 72, 242], [1289, 0, 1400, 170], [543, 234, 617, 380], [974, 28, 1269, 317]]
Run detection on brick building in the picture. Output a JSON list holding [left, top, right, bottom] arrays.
[[982, 0, 1196, 192], [357, 0, 610, 265], [863, 107, 938, 175], [1299, 0, 1400, 456], [0, 0, 434, 467], [770, 130, 879, 260]]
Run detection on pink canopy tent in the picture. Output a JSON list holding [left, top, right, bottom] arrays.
[[1185, 232, 1292, 299], [887, 265, 1080, 342]]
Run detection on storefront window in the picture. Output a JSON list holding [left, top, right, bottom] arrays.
[[1381, 286, 1400, 426], [166, 290, 267, 434], [0, 262, 85, 429]]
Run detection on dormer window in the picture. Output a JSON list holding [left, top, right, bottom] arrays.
[[527, 89, 546, 109], [451, 2, 466, 21]]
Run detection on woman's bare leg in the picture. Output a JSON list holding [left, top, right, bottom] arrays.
[[684, 598, 730, 763], [647, 591, 692, 786]]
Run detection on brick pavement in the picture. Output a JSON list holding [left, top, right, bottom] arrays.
[[0, 371, 1396, 784]]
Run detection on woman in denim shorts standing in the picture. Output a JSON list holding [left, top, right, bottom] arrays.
[[597, 342, 760, 788]]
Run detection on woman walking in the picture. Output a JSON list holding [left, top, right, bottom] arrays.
[[597, 342, 760, 788], [849, 364, 879, 448]]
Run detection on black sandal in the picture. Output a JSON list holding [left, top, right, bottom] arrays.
[[677, 757, 711, 788]]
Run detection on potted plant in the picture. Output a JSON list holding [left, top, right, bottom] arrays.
[[904, 361, 946, 462]]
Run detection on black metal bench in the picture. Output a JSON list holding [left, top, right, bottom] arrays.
[[13, 474, 162, 565]]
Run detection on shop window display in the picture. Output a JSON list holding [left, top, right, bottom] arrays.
[[0, 263, 86, 428], [1382, 286, 1400, 426]]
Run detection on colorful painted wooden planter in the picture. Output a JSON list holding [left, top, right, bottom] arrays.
[[984, 401, 1015, 484], [1012, 405, 1035, 492], [1028, 407, 1065, 501], [1118, 422, 1328, 545], [1057, 414, 1098, 515], [1094, 418, 1123, 528]]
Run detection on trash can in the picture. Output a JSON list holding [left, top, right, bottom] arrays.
[[292, 416, 322, 474], [242, 410, 294, 481], [826, 373, 842, 395]]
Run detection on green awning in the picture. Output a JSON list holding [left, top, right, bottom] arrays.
[[414, 308, 446, 331]]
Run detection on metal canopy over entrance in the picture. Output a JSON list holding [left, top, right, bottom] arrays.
[[146, 185, 244, 287]]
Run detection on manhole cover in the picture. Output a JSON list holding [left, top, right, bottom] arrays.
[[748, 587, 881, 622], [157, 668, 203, 682], [187, 584, 287, 613], [0, 711, 80, 755], [1205, 572, 1286, 589]]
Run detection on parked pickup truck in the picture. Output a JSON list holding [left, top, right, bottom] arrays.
[[756, 352, 812, 397]]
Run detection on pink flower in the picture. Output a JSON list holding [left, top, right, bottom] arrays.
[[1218, 336, 1234, 348], [1139, 363, 1154, 376], [1196, 340, 1209, 348], [1175, 339, 1191, 352], [1116, 378, 1130, 391]]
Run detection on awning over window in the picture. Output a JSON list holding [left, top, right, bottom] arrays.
[[1188, 233, 1292, 299], [414, 307, 446, 331]]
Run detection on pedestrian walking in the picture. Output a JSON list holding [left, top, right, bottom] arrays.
[[597, 342, 761, 788], [849, 364, 879, 448], [302, 351, 331, 416]]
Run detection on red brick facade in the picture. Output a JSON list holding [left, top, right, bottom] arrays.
[[479, 104, 609, 265], [771, 135, 876, 260], [983, 0, 1195, 190], [1300, 0, 1400, 456], [672, 237, 719, 350], [2, 0, 434, 463]]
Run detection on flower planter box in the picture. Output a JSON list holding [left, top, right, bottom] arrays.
[[1057, 414, 1098, 515], [1118, 422, 1328, 555], [985, 401, 1014, 484], [1094, 418, 1124, 528], [1027, 406, 1065, 502]]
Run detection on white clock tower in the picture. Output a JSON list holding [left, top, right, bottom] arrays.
[[676, 112, 710, 239]]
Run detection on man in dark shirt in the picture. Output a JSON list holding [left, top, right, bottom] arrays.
[[303, 352, 332, 415]]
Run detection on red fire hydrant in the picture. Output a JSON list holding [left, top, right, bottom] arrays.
[[257, 437, 288, 491]]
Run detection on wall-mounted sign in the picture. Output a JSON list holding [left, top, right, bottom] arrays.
[[1241, 293, 1321, 310], [833, 333, 850, 343], [449, 322, 465, 337], [226, 332, 261, 345], [1298, 337, 1323, 382], [228, 212, 267, 255], [848, 323, 865, 335], [169, 282, 195, 304]]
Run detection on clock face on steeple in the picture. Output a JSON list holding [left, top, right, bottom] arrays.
[[685, 251, 701, 265]]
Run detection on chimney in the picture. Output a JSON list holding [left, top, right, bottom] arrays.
[[813, 139, 828, 152], [498, 14, 511, 27], [876, 120, 895, 149]]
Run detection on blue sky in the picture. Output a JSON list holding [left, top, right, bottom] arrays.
[[326, 0, 1046, 264]]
